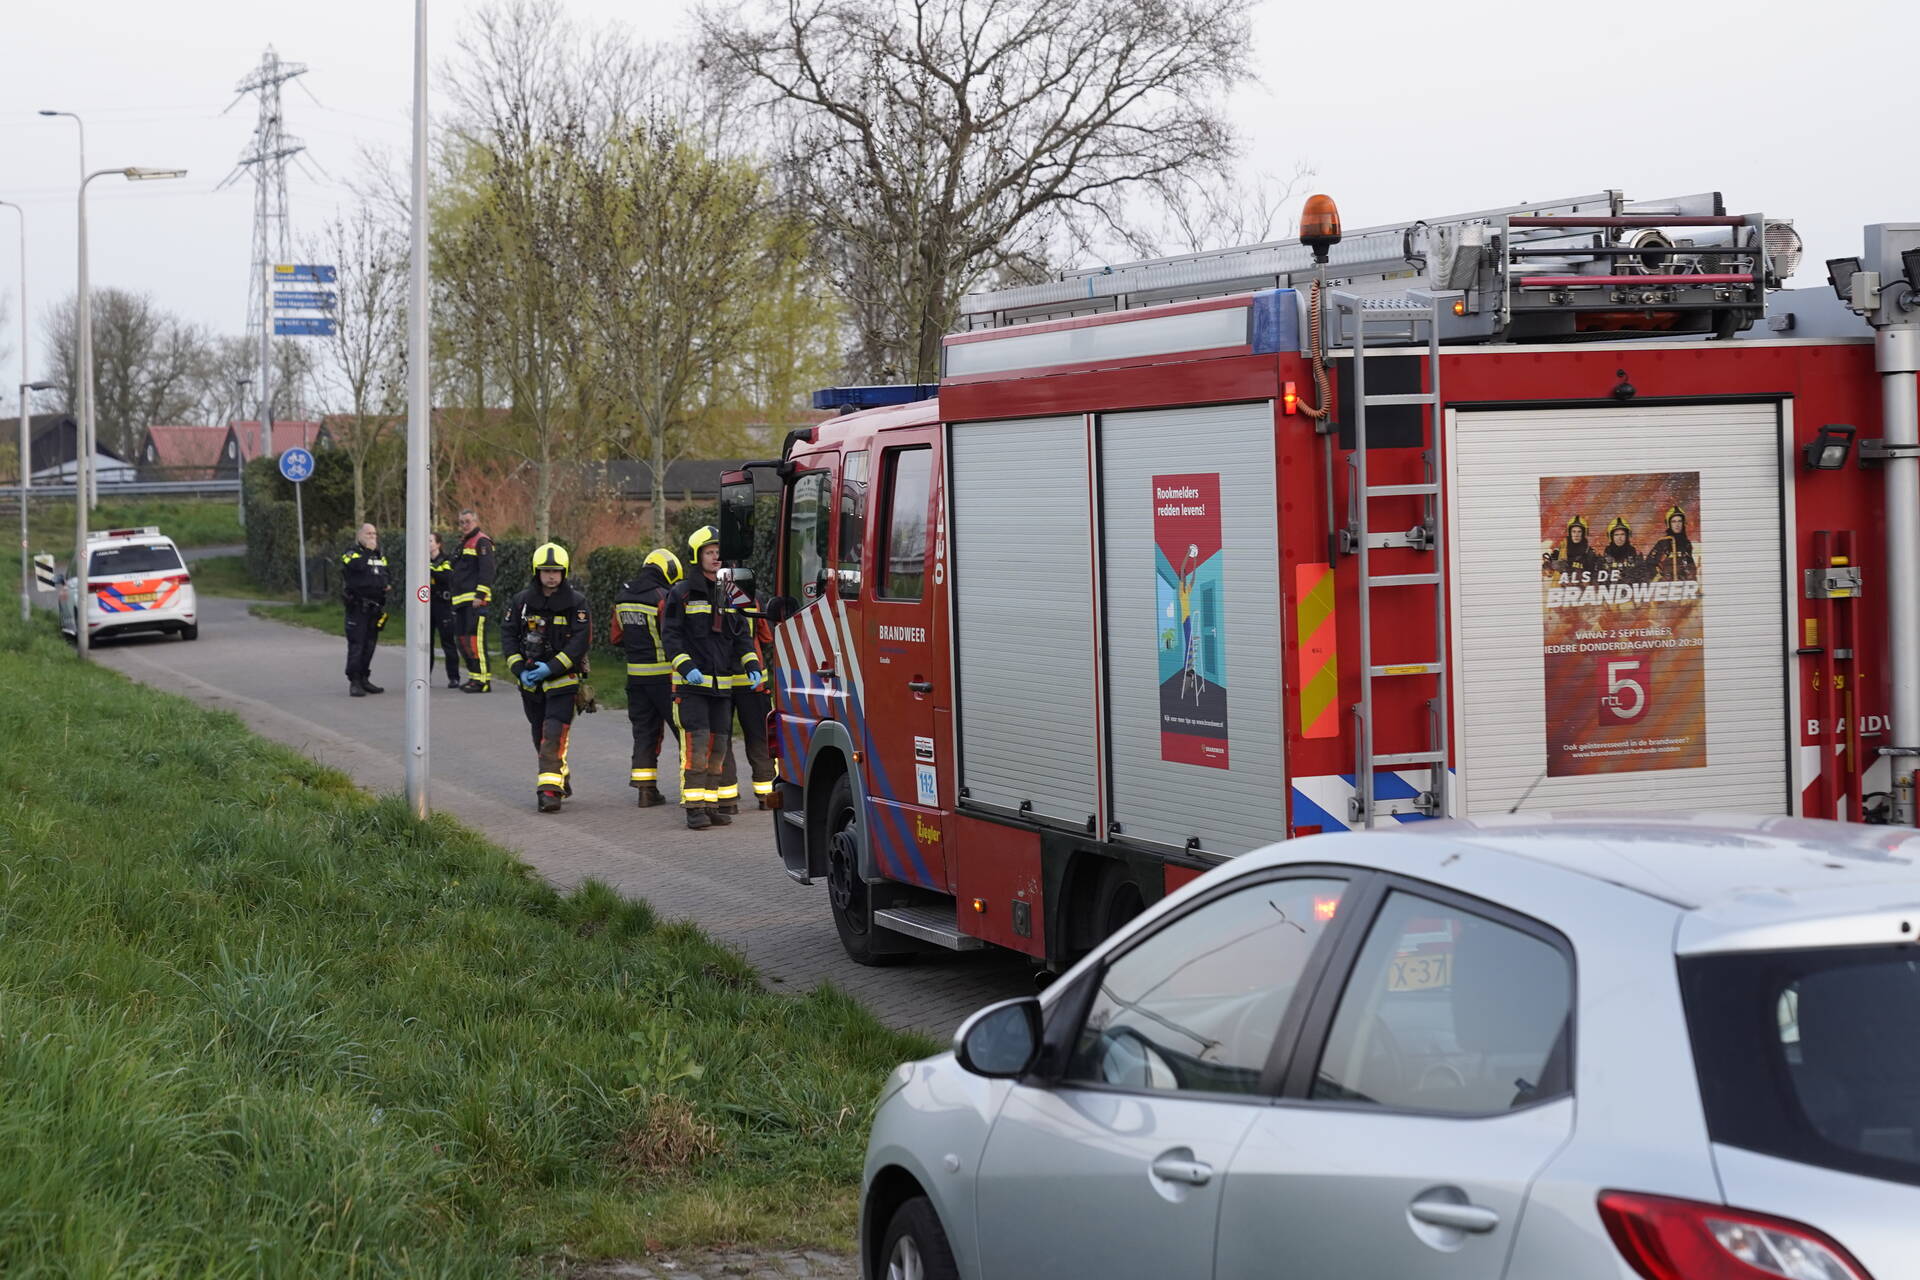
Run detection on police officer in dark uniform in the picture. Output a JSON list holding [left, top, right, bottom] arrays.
[[611, 547, 683, 807], [662, 526, 763, 830], [502, 542, 592, 813], [340, 522, 390, 697], [428, 531, 462, 688]]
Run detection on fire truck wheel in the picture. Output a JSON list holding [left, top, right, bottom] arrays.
[[824, 773, 910, 967], [879, 1196, 959, 1280]]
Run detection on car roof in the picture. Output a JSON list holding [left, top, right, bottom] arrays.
[[1245, 812, 1920, 955]]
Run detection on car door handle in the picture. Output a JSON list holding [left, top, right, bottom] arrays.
[[1149, 1155, 1213, 1187], [1408, 1198, 1500, 1234], [908, 679, 933, 693]]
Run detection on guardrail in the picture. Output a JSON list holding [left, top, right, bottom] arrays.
[[0, 478, 241, 506]]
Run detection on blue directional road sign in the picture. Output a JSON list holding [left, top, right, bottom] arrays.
[[274, 317, 337, 337], [273, 290, 337, 310], [274, 263, 338, 283], [278, 447, 316, 483]]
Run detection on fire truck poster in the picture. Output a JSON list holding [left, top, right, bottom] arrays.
[[1155, 472, 1229, 769], [1539, 471, 1705, 776]]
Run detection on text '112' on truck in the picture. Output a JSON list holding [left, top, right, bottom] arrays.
[[718, 189, 1920, 971]]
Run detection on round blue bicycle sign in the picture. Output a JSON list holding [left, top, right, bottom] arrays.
[[278, 447, 315, 483]]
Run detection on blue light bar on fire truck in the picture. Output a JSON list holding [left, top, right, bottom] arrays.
[[811, 384, 940, 413]]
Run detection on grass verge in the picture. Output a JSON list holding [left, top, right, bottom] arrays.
[[25, 497, 243, 551], [251, 599, 633, 709], [191, 553, 299, 601], [0, 605, 932, 1275]]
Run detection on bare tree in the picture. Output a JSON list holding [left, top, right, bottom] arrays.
[[702, 0, 1256, 381], [43, 289, 206, 458], [310, 207, 407, 524], [1108, 162, 1316, 259]]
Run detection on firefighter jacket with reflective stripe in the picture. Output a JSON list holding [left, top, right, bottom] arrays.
[[501, 583, 591, 691], [661, 571, 759, 698], [447, 529, 496, 606], [724, 581, 775, 689], [340, 546, 390, 608], [611, 562, 675, 680]]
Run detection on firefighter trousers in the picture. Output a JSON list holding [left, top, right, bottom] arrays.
[[455, 602, 491, 686], [674, 692, 732, 811], [430, 606, 461, 679], [627, 678, 678, 791], [718, 685, 776, 807], [520, 686, 575, 796], [344, 601, 381, 682]]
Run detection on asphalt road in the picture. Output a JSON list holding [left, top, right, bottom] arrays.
[[84, 592, 1038, 1038]]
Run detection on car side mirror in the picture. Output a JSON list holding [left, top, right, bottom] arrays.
[[765, 595, 799, 625], [53, 573, 66, 587], [953, 996, 1043, 1079]]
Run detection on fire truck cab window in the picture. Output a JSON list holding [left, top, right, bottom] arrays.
[[838, 451, 869, 592], [784, 470, 831, 602], [879, 446, 932, 601]]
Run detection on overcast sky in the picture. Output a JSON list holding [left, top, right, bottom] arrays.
[[0, 0, 1908, 394]]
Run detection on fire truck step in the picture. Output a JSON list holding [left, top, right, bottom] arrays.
[[1372, 751, 1447, 767], [1368, 663, 1442, 677], [872, 902, 986, 951], [1365, 483, 1439, 498], [780, 809, 806, 829], [1367, 572, 1441, 588], [1364, 392, 1437, 407]]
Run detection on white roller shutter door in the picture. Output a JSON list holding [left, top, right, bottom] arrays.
[[951, 416, 1100, 827], [1102, 402, 1283, 855], [1450, 401, 1789, 816]]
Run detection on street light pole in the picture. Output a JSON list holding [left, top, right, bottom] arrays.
[[405, 0, 433, 817], [38, 111, 91, 510], [72, 166, 188, 662], [0, 200, 26, 622]]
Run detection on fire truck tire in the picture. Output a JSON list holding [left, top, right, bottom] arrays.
[[1089, 863, 1147, 944], [824, 773, 911, 967], [878, 1196, 959, 1280]]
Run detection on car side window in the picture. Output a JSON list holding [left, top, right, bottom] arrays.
[[1063, 877, 1349, 1096], [1311, 890, 1572, 1115]]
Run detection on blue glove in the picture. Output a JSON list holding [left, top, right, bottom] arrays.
[[748, 669, 766, 691], [683, 667, 705, 687], [521, 662, 552, 687]]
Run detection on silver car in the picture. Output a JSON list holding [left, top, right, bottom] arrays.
[[859, 814, 1919, 1279]]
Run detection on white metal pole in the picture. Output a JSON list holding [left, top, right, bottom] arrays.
[[4, 201, 26, 622], [74, 172, 95, 661], [259, 267, 273, 472], [404, 0, 432, 817], [1880, 323, 1920, 823]]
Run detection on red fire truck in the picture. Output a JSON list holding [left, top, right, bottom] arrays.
[[719, 189, 1920, 970]]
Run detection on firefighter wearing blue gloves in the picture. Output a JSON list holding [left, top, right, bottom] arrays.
[[661, 525, 761, 830], [502, 542, 591, 813]]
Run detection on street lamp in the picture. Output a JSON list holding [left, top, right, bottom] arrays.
[[39, 111, 89, 507], [0, 198, 27, 620], [17, 381, 57, 624], [72, 165, 187, 661]]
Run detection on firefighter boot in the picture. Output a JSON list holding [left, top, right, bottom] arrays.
[[349, 681, 366, 698], [537, 788, 562, 814], [461, 678, 491, 693], [709, 808, 734, 826], [684, 806, 712, 830], [361, 679, 385, 694], [635, 785, 665, 808]]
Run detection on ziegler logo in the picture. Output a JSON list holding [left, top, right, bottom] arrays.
[[913, 816, 941, 844], [879, 625, 927, 643]]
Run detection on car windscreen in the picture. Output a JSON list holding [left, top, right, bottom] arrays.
[[88, 543, 183, 576], [1681, 944, 1920, 1188]]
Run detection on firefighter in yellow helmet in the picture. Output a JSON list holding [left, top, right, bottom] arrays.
[[661, 525, 763, 829], [502, 542, 592, 813], [1646, 503, 1698, 582], [717, 565, 778, 811], [611, 547, 684, 807]]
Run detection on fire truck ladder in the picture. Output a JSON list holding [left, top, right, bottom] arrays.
[[1335, 291, 1452, 827]]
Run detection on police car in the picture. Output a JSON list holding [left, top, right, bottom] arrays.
[[58, 527, 199, 643]]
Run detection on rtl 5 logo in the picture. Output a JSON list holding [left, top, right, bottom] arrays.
[[1600, 657, 1650, 723]]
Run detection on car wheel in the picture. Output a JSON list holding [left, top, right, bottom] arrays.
[[180, 624, 199, 641], [879, 1196, 959, 1280], [824, 773, 909, 967]]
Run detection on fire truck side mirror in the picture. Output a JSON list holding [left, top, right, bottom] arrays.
[[765, 595, 799, 625], [719, 472, 756, 562]]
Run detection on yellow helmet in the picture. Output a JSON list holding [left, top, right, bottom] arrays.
[[688, 525, 719, 557], [644, 547, 684, 584], [532, 542, 570, 573]]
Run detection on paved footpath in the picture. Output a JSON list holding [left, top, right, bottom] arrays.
[[92, 594, 1037, 1038], [570, 1247, 856, 1278]]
